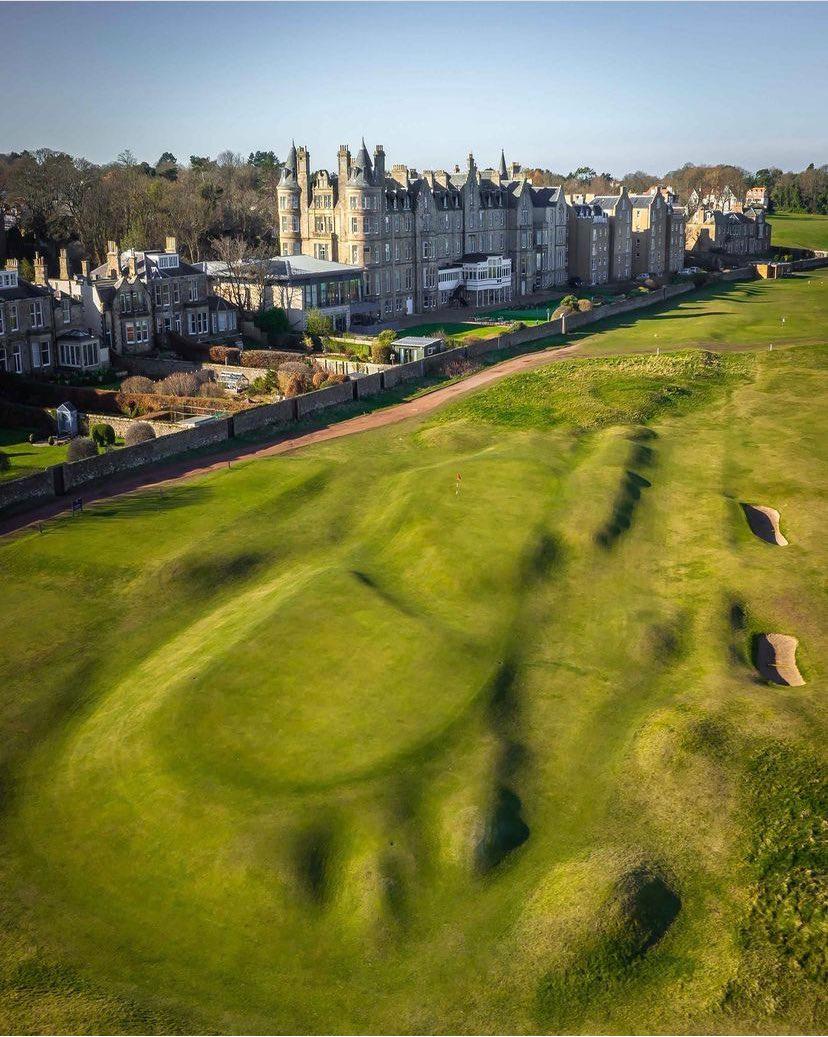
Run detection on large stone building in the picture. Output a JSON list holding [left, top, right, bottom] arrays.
[[685, 207, 771, 256], [567, 203, 610, 286], [1, 254, 105, 376], [276, 142, 568, 318], [585, 189, 633, 282]]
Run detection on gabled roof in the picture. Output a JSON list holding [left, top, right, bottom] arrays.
[[0, 278, 52, 302]]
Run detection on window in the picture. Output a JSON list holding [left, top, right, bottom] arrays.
[[30, 299, 44, 327], [0, 347, 5, 371], [351, 217, 358, 233], [173, 282, 180, 304], [384, 243, 390, 262], [121, 292, 132, 313], [157, 254, 178, 269], [62, 299, 71, 325], [314, 244, 329, 260], [0, 271, 18, 289], [59, 338, 99, 368], [13, 344, 22, 373], [188, 311, 208, 335], [39, 339, 50, 367], [351, 245, 360, 264], [188, 280, 198, 302]]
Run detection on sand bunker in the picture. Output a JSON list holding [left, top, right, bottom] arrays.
[[742, 504, 788, 546], [756, 633, 805, 686]]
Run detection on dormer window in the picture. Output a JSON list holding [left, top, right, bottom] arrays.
[[157, 253, 179, 269], [0, 271, 19, 289]]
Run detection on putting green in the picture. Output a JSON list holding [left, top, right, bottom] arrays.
[[0, 284, 825, 1033]]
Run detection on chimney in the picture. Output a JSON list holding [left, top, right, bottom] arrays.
[[165, 235, 177, 253], [107, 240, 119, 277], [127, 253, 137, 279], [390, 164, 409, 189], [337, 144, 351, 184], [373, 145, 386, 181], [435, 170, 449, 188], [59, 248, 70, 281], [34, 252, 47, 286], [81, 258, 90, 278], [5, 258, 18, 271]]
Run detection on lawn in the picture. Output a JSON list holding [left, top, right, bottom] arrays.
[[400, 321, 509, 340], [564, 267, 828, 356], [0, 287, 825, 1032], [767, 211, 828, 252], [0, 428, 68, 482]]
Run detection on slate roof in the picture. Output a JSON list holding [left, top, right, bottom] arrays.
[[0, 278, 52, 302]]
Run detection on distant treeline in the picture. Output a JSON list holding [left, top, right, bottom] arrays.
[[522, 162, 828, 214]]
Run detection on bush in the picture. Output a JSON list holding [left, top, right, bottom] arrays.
[[371, 341, 393, 364], [28, 432, 36, 444], [311, 369, 328, 389], [240, 349, 304, 370], [253, 307, 293, 339], [281, 373, 305, 398], [691, 271, 709, 289], [48, 435, 55, 446], [277, 361, 311, 395], [123, 422, 156, 447], [305, 308, 334, 339], [576, 299, 593, 313], [0, 451, 9, 472], [507, 320, 526, 332], [156, 371, 200, 397], [560, 294, 579, 311], [90, 422, 116, 448], [121, 375, 156, 394], [66, 437, 98, 462], [198, 382, 227, 399], [209, 345, 241, 364]]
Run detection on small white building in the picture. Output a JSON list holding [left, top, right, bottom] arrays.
[[56, 401, 79, 437], [393, 336, 444, 363]]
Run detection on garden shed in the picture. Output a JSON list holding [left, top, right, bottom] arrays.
[[56, 401, 79, 438]]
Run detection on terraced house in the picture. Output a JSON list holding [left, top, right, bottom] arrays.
[[0, 254, 105, 376], [62, 237, 240, 358], [685, 206, 772, 257], [277, 142, 568, 318]]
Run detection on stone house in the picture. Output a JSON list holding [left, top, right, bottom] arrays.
[[585, 189, 633, 282], [0, 255, 105, 376], [567, 203, 610, 286], [685, 207, 772, 256], [630, 191, 668, 276]]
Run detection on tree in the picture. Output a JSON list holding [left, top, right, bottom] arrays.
[[90, 422, 116, 447], [157, 152, 177, 167], [210, 235, 274, 312]]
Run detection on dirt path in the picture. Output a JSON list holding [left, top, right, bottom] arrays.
[[0, 343, 580, 539]]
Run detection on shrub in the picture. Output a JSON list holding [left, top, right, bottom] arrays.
[[507, 320, 526, 332], [240, 350, 304, 370], [305, 308, 334, 339], [371, 341, 393, 364], [311, 369, 328, 389], [156, 371, 200, 397], [48, 435, 55, 446], [123, 422, 156, 447], [691, 271, 709, 289], [121, 375, 156, 394], [302, 334, 316, 352], [198, 382, 227, 398], [90, 422, 116, 448], [28, 432, 36, 444], [577, 299, 593, 312], [209, 345, 241, 364], [0, 451, 9, 472], [560, 294, 579, 311], [324, 372, 348, 385], [66, 437, 98, 462], [281, 373, 305, 398], [253, 307, 293, 339]]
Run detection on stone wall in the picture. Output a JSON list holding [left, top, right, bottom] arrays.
[[354, 372, 384, 398], [61, 418, 232, 492], [232, 398, 297, 436], [0, 467, 60, 514], [295, 380, 356, 418], [82, 412, 182, 438]]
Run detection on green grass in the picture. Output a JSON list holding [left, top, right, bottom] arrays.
[[767, 212, 828, 252], [400, 321, 509, 340], [0, 429, 68, 482], [0, 283, 825, 1032]]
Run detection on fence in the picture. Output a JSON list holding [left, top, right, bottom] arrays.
[[0, 278, 720, 519]]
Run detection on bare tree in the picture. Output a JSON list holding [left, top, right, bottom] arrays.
[[209, 235, 274, 313]]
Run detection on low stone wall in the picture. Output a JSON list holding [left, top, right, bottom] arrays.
[[715, 266, 755, 282], [790, 256, 828, 271], [232, 398, 297, 435], [354, 372, 384, 398], [295, 380, 356, 418], [315, 356, 388, 376], [61, 418, 233, 492], [82, 412, 182, 438], [0, 467, 59, 513], [423, 345, 468, 373]]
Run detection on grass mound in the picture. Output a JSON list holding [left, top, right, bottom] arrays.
[[427, 350, 749, 431]]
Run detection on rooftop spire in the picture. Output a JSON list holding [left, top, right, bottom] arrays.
[[499, 149, 507, 178]]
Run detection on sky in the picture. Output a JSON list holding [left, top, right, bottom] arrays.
[[1, 1, 826, 176]]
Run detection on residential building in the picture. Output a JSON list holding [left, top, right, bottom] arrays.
[[665, 204, 687, 272], [276, 143, 568, 320], [1, 254, 105, 376], [199, 254, 363, 331], [62, 237, 240, 358], [685, 207, 772, 256], [630, 191, 669, 276], [701, 185, 742, 213], [745, 186, 770, 210], [567, 203, 610, 286], [585, 188, 633, 281]]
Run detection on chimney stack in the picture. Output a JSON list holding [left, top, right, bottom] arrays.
[[34, 252, 47, 286], [81, 258, 90, 278], [390, 164, 409, 189], [337, 144, 351, 185], [373, 145, 386, 181], [107, 240, 119, 277], [5, 258, 18, 271], [165, 235, 177, 253], [59, 248, 70, 281], [127, 253, 137, 279]]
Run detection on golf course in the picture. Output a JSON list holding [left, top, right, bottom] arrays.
[[0, 271, 825, 1034]]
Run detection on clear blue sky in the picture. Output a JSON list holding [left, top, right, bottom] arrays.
[[1, 2, 826, 175]]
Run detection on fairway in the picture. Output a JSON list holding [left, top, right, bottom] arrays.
[[0, 281, 825, 1034], [768, 211, 828, 252]]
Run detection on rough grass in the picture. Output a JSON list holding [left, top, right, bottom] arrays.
[[398, 321, 509, 340], [427, 349, 752, 431], [0, 330, 824, 1032], [767, 212, 828, 252]]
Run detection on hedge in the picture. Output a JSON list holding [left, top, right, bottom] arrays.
[[240, 350, 306, 370], [115, 391, 248, 417]]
